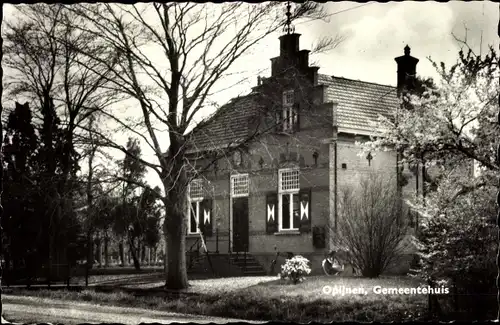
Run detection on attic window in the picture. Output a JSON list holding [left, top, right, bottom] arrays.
[[283, 90, 294, 106], [278, 90, 298, 133]]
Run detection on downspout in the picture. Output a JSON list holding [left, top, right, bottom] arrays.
[[421, 153, 426, 202], [415, 162, 419, 195], [415, 161, 419, 233], [332, 101, 339, 244], [334, 140, 338, 234]]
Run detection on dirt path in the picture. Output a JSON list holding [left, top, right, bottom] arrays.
[[2, 295, 264, 324]]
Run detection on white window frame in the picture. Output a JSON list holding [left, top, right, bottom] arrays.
[[188, 199, 203, 235], [278, 168, 300, 231], [283, 89, 294, 106], [230, 173, 249, 198], [281, 90, 298, 132], [187, 178, 204, 235], [188, 178, 204, 200]]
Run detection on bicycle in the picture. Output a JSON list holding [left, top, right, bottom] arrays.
[[322, 250, 360, 276], [322, 251, 344, 276], [269, 247, 294, 275]]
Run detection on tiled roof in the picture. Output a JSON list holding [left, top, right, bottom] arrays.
[[188, 75, 399, 152], [318, 74, 399, 134], [188, 94, 259, 152]]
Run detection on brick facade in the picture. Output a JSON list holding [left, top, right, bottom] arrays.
[[186, 33, 422, 275]]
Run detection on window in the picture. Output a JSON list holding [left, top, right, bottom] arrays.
[[231, 174, 249, 198], [188, 179, 204, 234], [278, 168, 300, 231], [188, 179, 203, 200], [283, 90, 294, 106], [189, 200, 202, 234], [279, 90, 298, 132]]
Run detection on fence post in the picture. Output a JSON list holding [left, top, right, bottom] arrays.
[[66, 263, 70, 289], [244, 246, 247, 272], [216, 228, 219, 254]]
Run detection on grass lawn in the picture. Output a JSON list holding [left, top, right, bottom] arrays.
[[5, 275, 431, 322]]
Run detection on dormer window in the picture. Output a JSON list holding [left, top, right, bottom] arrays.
[[278, 90, 299, 133]]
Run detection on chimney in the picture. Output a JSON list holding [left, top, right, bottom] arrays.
[[394, 45, 419, 96], [279, 33, 300, 59]]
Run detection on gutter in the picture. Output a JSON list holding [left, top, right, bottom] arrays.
[[334, 139, 338, 234]]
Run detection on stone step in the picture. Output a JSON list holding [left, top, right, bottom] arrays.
[[237, 264, 263, 269], [186, 253, 268, 276], [230, 257, 260, 263], [242, 269, 266, 275]]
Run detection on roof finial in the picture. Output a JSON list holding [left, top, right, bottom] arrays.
[[404, 45, 411, 56], [283, 1, 295, 34]]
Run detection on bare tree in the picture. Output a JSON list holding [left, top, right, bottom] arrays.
[[0, 44, 4, 325], [44, 2, 342, 290], [3, 4, 126, 283], [335, 172, 412, 278]]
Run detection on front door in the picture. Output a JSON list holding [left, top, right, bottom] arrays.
[[232, 197, 249, 252]]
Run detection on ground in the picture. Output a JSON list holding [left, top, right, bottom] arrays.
[[2, 295, 264, 324], [3, 274, 430, 323]]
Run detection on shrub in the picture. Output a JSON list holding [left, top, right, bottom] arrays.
[[279, 255, 311, 284], [335, 172, 413, 278], [413, 179, 497, 320]]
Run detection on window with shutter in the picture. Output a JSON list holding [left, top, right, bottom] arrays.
[[278, 168, 300, 231], [187, 178, 204, 235]]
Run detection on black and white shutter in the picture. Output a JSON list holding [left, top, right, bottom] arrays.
[[200, 199, 213, 237], [266, 193, 278, 234], [299, 188, 311, 233]]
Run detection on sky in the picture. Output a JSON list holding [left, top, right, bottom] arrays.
[[2, 1, 498, 191]]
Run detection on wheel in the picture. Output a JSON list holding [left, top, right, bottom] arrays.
[[322, 258, 344, 276], [322, 259, 338, 276]]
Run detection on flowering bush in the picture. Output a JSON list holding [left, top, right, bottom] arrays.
[[279, 255, 311, 284]]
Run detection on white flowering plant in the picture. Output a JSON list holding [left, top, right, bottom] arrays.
[[279, 255, 311, 284]]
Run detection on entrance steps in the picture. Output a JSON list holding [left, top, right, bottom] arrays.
[[186, 252, 267, 277], [229, 253, 267, 276]]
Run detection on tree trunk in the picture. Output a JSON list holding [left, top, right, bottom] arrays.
[[95, 236, 102, 267], [119, 240, 124, 266], [85, 230, 93, 286], [104, 234, 109, 267], [141, 243, 146, 264], [0, 98, 3, 319], [164, 204, 188, 290], [128, 237, 141, 270]]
